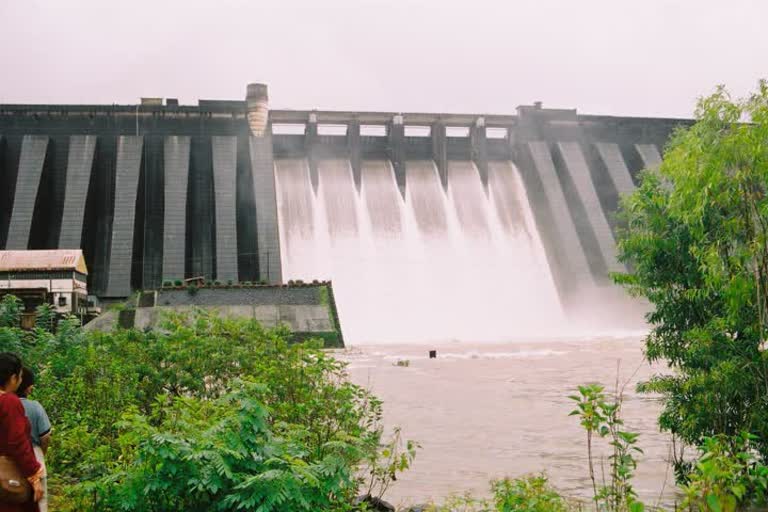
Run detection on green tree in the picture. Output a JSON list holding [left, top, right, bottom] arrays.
[[615, 80, 768, 460]]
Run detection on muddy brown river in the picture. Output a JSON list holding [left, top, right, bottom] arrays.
[[341, 336, 678, 509]]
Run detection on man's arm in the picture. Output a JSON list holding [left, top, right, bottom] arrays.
[[39, 432, 51, 455], [34, 401, 52, 456]]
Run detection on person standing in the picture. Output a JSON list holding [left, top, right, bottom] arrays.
[[16, 369, 50, 512], [0, 353, 43, 512]]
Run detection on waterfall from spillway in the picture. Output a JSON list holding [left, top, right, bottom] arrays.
[[275, 158, 569, 344]]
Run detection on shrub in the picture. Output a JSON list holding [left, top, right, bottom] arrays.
[[491, 474, 570, 512], [173, 279, 183, 287], [162, 280, 173, 288], [35, 303, 56, 333], [0, 294, 22, 328], [681, 433, 768, 511], [570, 382, 645, 512], [415, 475, 572, 512], [2, 308, 404, 511], [93, 383, 365, 511]]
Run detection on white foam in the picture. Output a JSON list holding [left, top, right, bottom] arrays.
[[275, 158, 645, 344]]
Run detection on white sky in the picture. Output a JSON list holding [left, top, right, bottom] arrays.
[[0, 0, 766, 118]]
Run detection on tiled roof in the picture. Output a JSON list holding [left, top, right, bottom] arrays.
[[0, 250, 88, 274]]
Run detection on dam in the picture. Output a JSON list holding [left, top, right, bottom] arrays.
[[0, 84, 689, 342]]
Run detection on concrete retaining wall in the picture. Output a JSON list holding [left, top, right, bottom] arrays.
[[84, 284, 344, 347], [132, 304, 333, 332]]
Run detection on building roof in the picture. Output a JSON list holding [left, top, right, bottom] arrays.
[[0, 250, 88, 274]]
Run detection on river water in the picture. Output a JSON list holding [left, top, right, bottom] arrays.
[[341, 336, 677, 509]]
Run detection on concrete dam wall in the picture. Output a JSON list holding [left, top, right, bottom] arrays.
[[0, 86, 690, 322]]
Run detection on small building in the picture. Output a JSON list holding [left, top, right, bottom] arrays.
[[0, 250, 95, 326]]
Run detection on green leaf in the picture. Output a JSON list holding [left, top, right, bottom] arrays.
[[706, 493, 722, 512]]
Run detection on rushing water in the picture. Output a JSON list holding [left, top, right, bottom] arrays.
[[275, 158, 581, 344], [341, 338, 675, 508], [274, 158, 664, 505]]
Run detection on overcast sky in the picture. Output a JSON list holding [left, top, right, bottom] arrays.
[[0, 0, 765, 118]]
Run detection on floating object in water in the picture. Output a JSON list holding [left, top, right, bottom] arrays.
[[429, 350, 437, 359]]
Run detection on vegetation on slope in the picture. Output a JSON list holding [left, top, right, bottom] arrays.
[[0, 298, 414, 511]]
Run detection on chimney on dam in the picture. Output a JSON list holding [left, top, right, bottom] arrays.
[[246, 83, 269, 137]]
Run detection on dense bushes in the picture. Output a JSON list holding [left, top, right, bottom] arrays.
[[0, 301, 395, 511], [84, 384, 367, 511]]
